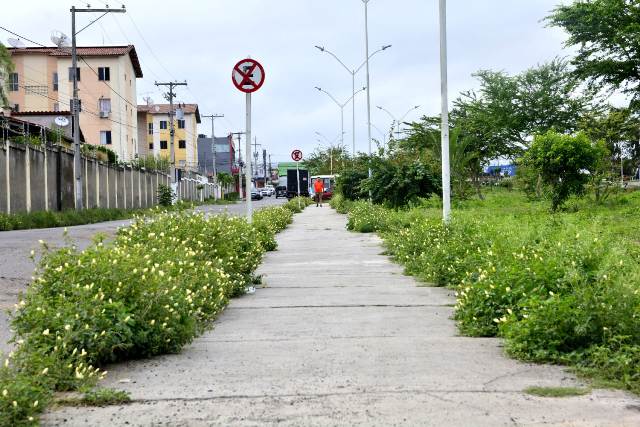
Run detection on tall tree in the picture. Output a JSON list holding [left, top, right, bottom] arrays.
[[305, 144, 350, 176], [0, 42, 14, 108], [547, 0, 640, 106], [456, 59, 595, 153]]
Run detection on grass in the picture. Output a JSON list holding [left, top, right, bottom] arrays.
[[524, 386, 591, 398], [56, 388, 131, 407], [0, 198, 237, 232], [334, 188, 640, 395]]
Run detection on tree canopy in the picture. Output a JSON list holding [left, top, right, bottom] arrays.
[[547, 0, 640, 106]]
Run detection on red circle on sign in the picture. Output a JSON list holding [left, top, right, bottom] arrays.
[[232, 58, 266, 93], [291, 150, 303, 162]]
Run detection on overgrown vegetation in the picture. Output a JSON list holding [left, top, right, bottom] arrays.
[[56, 388, 131, 407], [0, 208, 148, 232], [333, 189, 640, 395], [524, 386, 591, 398], [0, 199, 309, 425]]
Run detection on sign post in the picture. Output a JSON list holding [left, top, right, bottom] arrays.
[[291, 149, 303, 210], [232, 58, 265, 223]]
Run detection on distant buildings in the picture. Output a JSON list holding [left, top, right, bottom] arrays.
[[137, 103, 201, 172], [7, 45, 143, 161], [197, 134, 237, 176]]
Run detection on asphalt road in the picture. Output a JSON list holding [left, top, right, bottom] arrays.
[[0, 196, 286, 355]]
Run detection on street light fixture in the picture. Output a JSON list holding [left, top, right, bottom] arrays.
[[315, 86, 366, 150], [314, 43, 391, 155], [376, 105, 420, 139]]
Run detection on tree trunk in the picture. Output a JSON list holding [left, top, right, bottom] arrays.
[[472, 173, 485, 200], [535, 174, 543, 198]]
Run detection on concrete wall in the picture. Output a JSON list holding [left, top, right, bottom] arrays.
[[0, 140, 208, 214]]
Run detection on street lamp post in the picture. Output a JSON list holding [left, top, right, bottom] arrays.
[[314, 44, 391, 156], [376, 105, 420, 139], [315, 86, 366, 150], [439, 0, 451, 223]]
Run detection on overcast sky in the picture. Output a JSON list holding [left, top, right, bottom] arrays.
[[3, 0, 573, 162]]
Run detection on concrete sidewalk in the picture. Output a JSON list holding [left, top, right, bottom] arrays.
[[43, 206, 640, 426]]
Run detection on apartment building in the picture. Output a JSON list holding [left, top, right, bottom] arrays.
[[7, 45, 143, 161], [137, 104, 201, 172]]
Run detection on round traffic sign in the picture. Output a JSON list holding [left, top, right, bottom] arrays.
[[232, 58, 266, 93], [291, 149, 303, 162]]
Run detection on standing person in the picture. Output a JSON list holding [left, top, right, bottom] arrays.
[[314, 177, 325, 207]]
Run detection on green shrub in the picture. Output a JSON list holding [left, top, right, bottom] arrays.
[[157, 184, 174, 207], [224, 192, 240, 201]]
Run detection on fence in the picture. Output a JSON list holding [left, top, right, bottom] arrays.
[[0, 140, 218, 214]]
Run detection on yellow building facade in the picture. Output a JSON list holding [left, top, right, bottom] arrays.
[[137, 104, 200, 172]]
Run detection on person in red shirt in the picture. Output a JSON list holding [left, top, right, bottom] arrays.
[[314, 178, 325, 207]]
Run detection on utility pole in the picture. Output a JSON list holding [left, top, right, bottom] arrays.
[[262, 149, 267, 185], [268, 154, 272, 183], [155, 81, 187, 183], [232, 132, 245, 197], [202, 113, 224, 182], [70, 5, 126, 210], [252, 138, 261, 181]]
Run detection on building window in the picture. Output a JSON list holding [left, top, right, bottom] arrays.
[[98, 67, 110, 81], [9, 73, 18, 91], [179, 160, 186, 167], [148, 123, 153, 135], [12, 104, 19, 113], [159, 121, 167, 130], [149, 142, 154, 150], [75, 99, 82, 112], [99, 98, 111, 115], [52, 72, 58, 91], [100, 131, 112, 145], [178, 140, 186, 149], [68, 67, 80, 82], [53, 103, 60, 112], [160, 140, 168, 150], [177, 119, 185, 129]]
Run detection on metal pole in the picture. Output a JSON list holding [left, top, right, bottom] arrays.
[[439, 0, 451, 223], [363, 0, 373, 186], [245, 93, 253, 223], [212, 118, 217, 181], [352, 72, 356, 156], [168, 88, 176, 182], [340, 105, 345, 149], [71, 7, 82, 210], [296, 160, 301, 209]]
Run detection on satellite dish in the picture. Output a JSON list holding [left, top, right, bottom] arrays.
[[175, 108, 184, 120], [7, 38, 25, 49], [153, 105, 160, 112], [54, 116, 70, 127], [50, 30, 70, 48]]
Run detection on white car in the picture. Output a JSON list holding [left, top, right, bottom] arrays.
[[260, 188, 270, 197]]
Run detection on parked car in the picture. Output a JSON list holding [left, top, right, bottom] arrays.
[[275, 186, 287, 198], [251, 189, 263, 200], [260, 188, 270, 197], [265, 185, 275, 196]]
